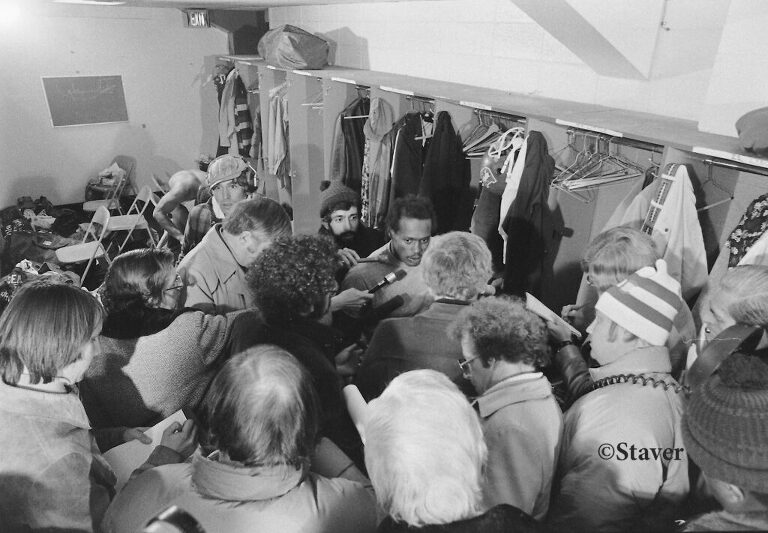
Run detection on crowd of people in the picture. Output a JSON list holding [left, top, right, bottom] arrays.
[[1, 153, 767, 532]]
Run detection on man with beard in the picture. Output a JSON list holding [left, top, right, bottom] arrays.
[[318, 182, 384, 269]]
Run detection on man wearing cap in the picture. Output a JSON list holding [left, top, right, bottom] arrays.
[[181, 154, 257, 258], [682, 353, 768, 531], [178, 197, 291, 314], [548, 259, 689, 531], [318, 182, 384, 269]]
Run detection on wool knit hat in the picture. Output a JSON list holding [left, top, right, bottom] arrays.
[[683, 353, 768, 493], [207, 155, 252, 190], [320, 182, 359, 218], [595, 259, 682, 346]]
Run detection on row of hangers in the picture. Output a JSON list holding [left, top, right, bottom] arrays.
[[464, 109, 526, 158], [551, 130, 648, 203]]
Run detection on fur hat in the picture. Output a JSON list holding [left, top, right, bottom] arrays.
[[683, 353, 768, 493], [595, 259, 682, 346], [207, 155, 251, 190], [320, 182, 359, 218]]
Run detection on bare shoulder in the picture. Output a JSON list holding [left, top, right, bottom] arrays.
[[167, 170, 206, 197]]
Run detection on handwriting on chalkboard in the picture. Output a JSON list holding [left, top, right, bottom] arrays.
[[42, 75, 129, 127]]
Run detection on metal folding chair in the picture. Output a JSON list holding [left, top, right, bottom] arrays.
[[83, 155, 136, 215], [54, 206, 112, 287], [106, 185, 160, 255]]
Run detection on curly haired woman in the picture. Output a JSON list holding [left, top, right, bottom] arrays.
[[232, 234, 363, 465]]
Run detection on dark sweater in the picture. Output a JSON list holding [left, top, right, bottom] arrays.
[[377, 504, 542, 533]]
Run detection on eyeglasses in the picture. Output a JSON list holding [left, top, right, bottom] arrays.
[[163, 274, 184, 293], [457, 356, 480, 377]]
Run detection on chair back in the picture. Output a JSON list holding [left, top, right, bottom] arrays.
[[112, 155, 136, 193], [85, 205, 111, 243], [126, 185, 158, 216]]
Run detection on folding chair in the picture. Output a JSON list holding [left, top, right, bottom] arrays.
[[106, 185, 160, 255], [83, 155, 136, 215], [55, 205, 112, 287], [83, 170, 128, 215]]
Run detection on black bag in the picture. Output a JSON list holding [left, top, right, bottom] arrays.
[[50, 209, 80, 238], [257, 25, 329, 70]]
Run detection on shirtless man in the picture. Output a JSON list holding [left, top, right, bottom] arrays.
[[153, 169, 207, 242]]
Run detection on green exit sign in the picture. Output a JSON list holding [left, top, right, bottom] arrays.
[[185, 9, 210, 28]]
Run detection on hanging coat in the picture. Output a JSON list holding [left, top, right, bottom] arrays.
[[501, 131, 555, 297], [389, 112, 428, 208], [598, 164, 707, 302], [421, 111, 472, 233], [232, 74, 253, 158], [329, 97, 370, 192], [361, 98, 395, 229]]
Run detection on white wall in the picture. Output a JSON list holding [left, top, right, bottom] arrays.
[[0, 5, 229, 208], [267, 0, 743, 132], [699, 0, 768, 137]]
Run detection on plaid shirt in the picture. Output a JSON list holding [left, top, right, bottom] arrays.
[[181, 200, 221, 259]]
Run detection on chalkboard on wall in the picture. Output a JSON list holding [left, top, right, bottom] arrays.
[[42, 75, 129, 127]]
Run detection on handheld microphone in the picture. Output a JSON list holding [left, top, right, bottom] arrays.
[[368, 269, 407, 294]]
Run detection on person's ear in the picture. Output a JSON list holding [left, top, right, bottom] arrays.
[[619, 327, 636, 343], [238, 230, 253, 247]]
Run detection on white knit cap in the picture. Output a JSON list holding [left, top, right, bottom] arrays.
[[595, 259, 682, 346]]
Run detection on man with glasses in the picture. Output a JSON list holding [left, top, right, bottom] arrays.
[[340, 195, 435, 319], [450, 296, 562, 522], [318, 182, 384, 269], [180, 155, 257, 258]]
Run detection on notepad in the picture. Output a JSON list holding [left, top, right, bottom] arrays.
[[102, 410, 186, 491], [525, 292, 582, 340]]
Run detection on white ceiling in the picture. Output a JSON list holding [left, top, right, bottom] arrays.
[[62, 0, 418, 8]]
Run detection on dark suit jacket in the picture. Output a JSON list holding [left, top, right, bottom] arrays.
[[354, 300, 473, 401]]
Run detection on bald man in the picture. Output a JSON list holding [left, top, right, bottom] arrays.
[[153, 170, 207, 242]]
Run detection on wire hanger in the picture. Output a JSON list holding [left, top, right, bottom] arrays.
[[300, 90, 323, 110], [697, 160, 734, 213]]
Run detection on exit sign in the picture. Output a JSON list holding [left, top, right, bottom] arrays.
[[185, 9, 210, 28]]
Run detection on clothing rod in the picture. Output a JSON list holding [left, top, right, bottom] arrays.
[[611, 137, 664, 155], [703, 158, 768, 177], [343, 115, 369, 119], [473, 108, 526, 123], [405, 94, 434, 102], [565, 127, 663, 154]]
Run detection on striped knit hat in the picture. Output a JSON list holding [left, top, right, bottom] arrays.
[[595, 259, 682, 346], [683, 353, 768, 492]]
